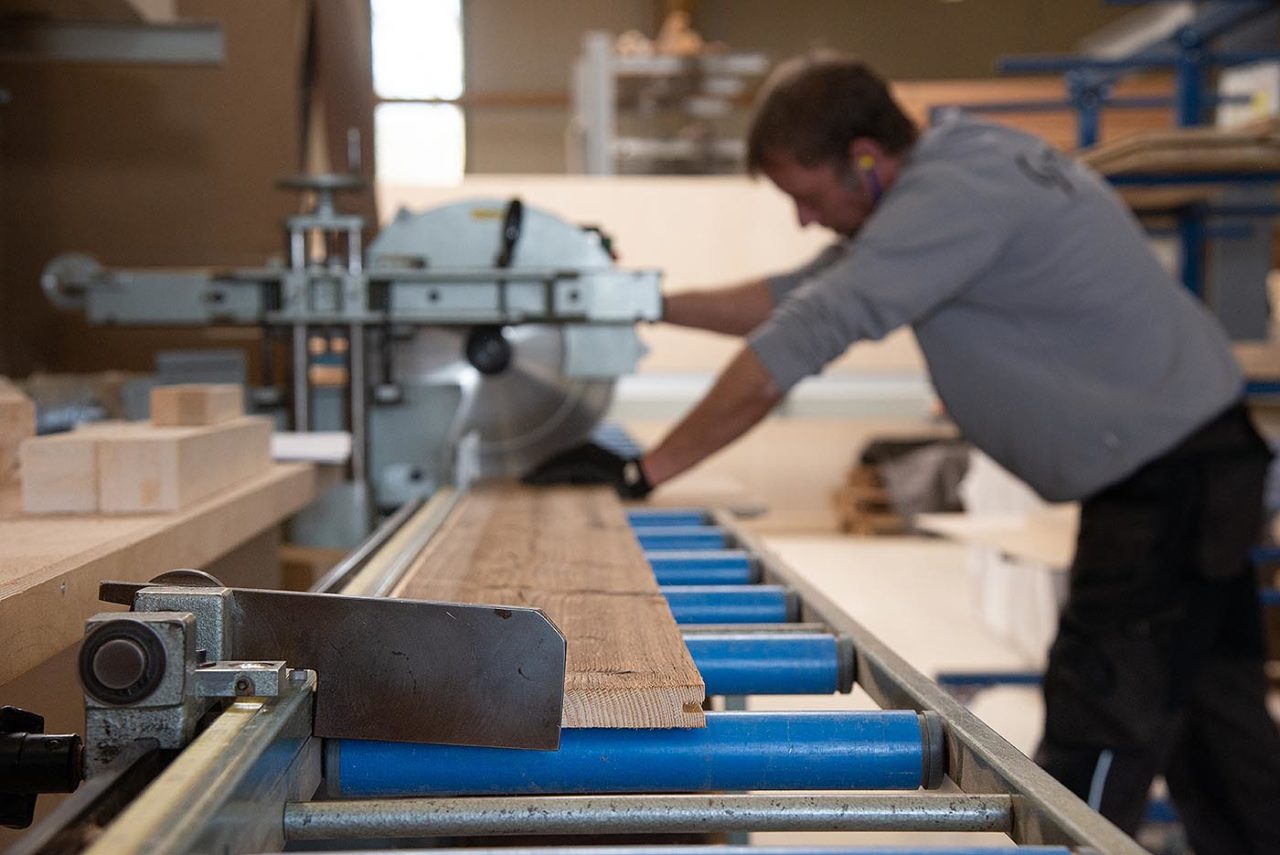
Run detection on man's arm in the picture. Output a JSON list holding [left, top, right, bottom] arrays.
[[640, 345, 783, 487], [662, 279, 775, 336]]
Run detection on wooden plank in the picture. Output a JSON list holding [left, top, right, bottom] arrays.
[[19, 432, 99, 513], [150, 383, 244, 427], [97, 416, 272, 513], [393, 485, 705, 729], [0, 462, 336, 685], [0, 381, 36, 484]]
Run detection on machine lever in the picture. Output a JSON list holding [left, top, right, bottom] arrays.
[[494, 197, 524, 268]]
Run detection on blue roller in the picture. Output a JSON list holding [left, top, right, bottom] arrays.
[[685, 633, 842, 695], [329, 711, 930, 797], [627, 509, 708, 528], [662, 585, 792, 624], [636, 526, 729, 551], [646, 550, 755, 586]]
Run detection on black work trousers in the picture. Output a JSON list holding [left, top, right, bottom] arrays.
[[1035, 403, 1280, 855]]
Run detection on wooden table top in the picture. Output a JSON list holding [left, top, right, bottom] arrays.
[[0, 462, 336, 685]]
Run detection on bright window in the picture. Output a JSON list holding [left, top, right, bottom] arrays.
[[371, 0, 465, 184]]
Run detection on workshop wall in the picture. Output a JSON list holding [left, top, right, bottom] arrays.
[[461, 0, 1133, 173], [0, 0, 308, 378]]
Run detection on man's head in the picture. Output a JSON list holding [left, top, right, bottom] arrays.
[[747, 55, 917, 236]]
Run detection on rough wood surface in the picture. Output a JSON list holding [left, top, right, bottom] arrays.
[[0, 462, 336, 685], [393, 484, 705, 729], [150, 384, 244, 427]]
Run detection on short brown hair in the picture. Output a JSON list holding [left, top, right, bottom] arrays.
[[746, 54, 918, 176]]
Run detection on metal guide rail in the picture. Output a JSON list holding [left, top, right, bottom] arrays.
[[5, 500, 1145, 855]]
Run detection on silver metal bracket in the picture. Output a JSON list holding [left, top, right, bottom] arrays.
[[96, 577, 568, 750]]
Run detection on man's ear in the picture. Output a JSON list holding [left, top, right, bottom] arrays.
[[849, 138, 885, 178]]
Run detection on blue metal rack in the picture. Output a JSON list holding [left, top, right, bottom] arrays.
[[940, 1, 1280, 361], [996, 1, 1280, 147]]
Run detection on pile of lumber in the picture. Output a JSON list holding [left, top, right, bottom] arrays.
[[19, 384, 271, 514], [1081, 115, 1280, 176], [833, 463, 906, 536]]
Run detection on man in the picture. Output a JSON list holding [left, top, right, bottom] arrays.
[[526, 55, 1280, 851]]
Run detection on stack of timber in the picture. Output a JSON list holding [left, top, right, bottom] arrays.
[[833, 463, 906, 536], [1080, 116, 1280, 211], [0, 378, 36, 484], [19, 384, 270, 514], [394, 485, 706, 729], [1081, 116, 1280, 176]]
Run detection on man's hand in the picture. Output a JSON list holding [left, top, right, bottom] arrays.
[[522, 442, 653, 499]]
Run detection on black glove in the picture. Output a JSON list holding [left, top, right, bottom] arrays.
[[522, 442, 652, 499]]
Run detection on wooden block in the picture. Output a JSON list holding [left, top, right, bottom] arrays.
[[394, 485, 706, 729], [150, 384, 244, 427], [97, 416, 272, 514], [0, 383, 36, 483], [19, 433, 99, 513]]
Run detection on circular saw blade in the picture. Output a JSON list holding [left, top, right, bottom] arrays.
[[395, 324, 613, 479]]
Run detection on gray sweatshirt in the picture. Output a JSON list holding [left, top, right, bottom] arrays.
[[748, 117, 1243, 502]]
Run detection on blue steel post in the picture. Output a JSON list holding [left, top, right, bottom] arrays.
[[328, 710, 938, 797], [1172, 29, 1203, 126], [1178, 205, 1207, 297], [1067, 72, 1104, 149]]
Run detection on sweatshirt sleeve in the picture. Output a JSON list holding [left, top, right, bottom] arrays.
[[765, 241, 850, 305], [749, 163, 1016, 391]]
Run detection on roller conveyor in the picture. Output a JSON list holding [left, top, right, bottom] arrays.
[[8, 492, 1150, 855]]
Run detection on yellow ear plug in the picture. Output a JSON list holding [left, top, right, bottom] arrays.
[[857, 154, 876, 172]]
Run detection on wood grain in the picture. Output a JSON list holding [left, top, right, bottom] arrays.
[[150, 384, 244, 427], [96, 417, 272, 513], [393, 485, 705, 729], [0, 462, 336, 685], [19, 432, 99, 513], [0, 380, 35, 484]]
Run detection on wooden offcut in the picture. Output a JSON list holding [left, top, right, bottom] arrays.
[[97, 417, 272, 513], [150, 384, 244, 427], [19, 433, 99, 513], [0, 380, 36, 484], [393, 485, 706, 729]]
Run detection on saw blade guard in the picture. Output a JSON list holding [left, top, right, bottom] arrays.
[[368, 199, 634, 483]]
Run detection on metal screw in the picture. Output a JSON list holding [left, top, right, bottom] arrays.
[[234, 677, 252, 695]]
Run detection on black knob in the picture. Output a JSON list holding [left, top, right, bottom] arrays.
[[0, 707, 84, 829], [465, 326, 513, 376]]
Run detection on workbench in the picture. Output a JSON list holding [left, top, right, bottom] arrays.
[[0, 462, 338, 687]]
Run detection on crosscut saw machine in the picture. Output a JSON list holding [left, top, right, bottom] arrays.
[[41, 176, 661, 511]]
